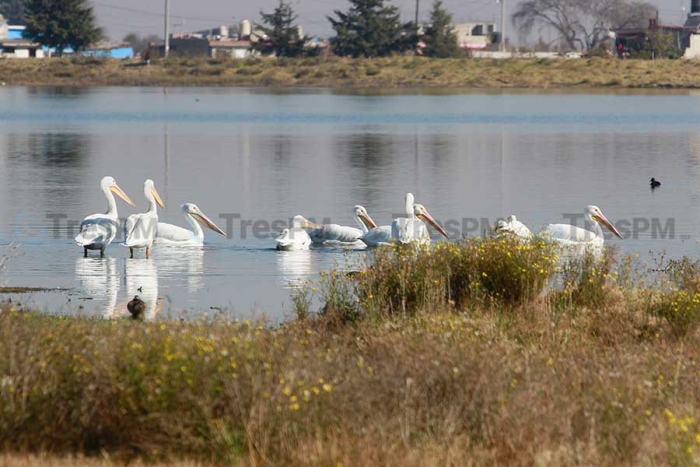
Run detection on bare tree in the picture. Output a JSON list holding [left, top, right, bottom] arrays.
[[512, 0, 657, 51]]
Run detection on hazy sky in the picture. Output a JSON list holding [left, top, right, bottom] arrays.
[[94, 0, 690, 43]]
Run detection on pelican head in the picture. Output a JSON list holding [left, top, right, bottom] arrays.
[[585, 205, 623, 239], [144, 179, 165, 209], [182, 203, 226, 236], [354, 205, 377, 229], [292, 215, 319, 229], [101, 176, 136, 207], [414, 204, 449, 239]]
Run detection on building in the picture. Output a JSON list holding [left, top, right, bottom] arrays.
[[0, 16, 43, 58], [612, 19, 686, 58], [453, 22, 496, 50], [82, 42, 134, 59], [210, 39, 253, 59], [684, 0, 700, 58]]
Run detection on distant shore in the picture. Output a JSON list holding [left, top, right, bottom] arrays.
[[1, 56, 700, 89]]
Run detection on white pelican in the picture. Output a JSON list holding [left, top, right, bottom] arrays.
[[391, 193, 449, 245], [308, 214, 364, 245], [355, 205, 392, 247], [124, 179, 165, 259], [275, 215, 318, 251], [75, 176, 136, 257], [494, 215, 534, 241], [156, 203, 226, 246], [540, 205, 623, 247]]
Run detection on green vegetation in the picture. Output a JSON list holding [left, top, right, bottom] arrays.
[[253, 0, 307, 58], [328, 0, 416, 58], [4, 238, 700, 464], [0, 0, 24, 24], [2, 56, 700, 88], [23, 0, 102, 55], [422, 0, 461, 58]]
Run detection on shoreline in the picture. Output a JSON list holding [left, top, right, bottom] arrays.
[[1, 56, 700, 89]]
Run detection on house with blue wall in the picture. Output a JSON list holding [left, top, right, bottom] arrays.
[[81, 42, 134, 59]]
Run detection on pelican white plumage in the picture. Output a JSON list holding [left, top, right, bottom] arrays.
[[275, 215, 319, 251], [540, 205, 623, 247], [124, 179, 165, 259], [354, 205, 392, 247], [391, 193, 449, 245], [308, 213, 364, 245], [156, 203, 226, 246], [494, 215, 534, 241], [75, 176, 136, 257]]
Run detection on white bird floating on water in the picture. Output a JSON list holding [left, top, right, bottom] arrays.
[[124, 179, 165, 259], [156, 203, 226, 246], [275, 215, 319, 251], [75, 176, 136, 257], [354, 205, 392, 247], [541, 205, 623, 247], [391, 193, 449, 245], [496, 206, 623, 253], [494, 215, 534, 241], [307, 212, 365, 245]]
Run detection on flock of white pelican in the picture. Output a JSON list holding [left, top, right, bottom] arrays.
[[75, 176, 226, 258], [75, 176, 624, 258]]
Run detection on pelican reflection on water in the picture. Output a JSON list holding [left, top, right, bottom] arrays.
[[275, 249, 314, 287], [74, 257, 119, 318], [124, 258, 160, 320]]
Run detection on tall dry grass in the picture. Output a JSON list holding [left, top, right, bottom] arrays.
[[2, 56, 700, 89], [3, 238, 700, 464]]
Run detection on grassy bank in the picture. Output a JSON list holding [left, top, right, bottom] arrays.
[[2, 56, 700, 88], [4, 238, 700, 465]]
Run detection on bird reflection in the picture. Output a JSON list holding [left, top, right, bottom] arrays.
[[124, 258, 160, 320], [74, 257, 119, 318], [154, 247, 204, 293], [275, 250, 314, 287]]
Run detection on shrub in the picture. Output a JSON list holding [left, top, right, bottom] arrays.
[[317, 238, 558, 320], [555, 247, 619, 310], [655, 289, 700, 337]]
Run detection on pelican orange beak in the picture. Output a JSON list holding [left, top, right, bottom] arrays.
[[417, 209, 449, 239], [193, 211, 226, 236], [300, 218, 320, 229], [151, 188, 165, 209], [593, 213, 623, 239], [110, 184, 136, 208], [357, 211, 378, 229]]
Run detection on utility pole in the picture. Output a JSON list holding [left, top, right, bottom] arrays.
[[415, 0, 420, 31], [164, 0, 171, 57], [499, 0, 506, 52]]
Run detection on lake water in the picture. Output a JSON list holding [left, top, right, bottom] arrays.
[[1, 86, 700, 320]]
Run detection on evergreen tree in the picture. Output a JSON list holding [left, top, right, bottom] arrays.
[[23, 0, 102, 55], [423, 0, 460, 58], [328, 0, 415, 58], [0, 0, 25, 24], [253, 0, 306, 58]]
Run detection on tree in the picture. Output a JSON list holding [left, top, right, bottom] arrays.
[[23, 0, 102, 55], [328, 0, 416, 58], [422, 0, 460, 58], [0, 0, 24, 24], [643, 29, 681, 59], [123, 33, 161, 54], [253, 0, 306, 57], [512, 0, 657, 51]]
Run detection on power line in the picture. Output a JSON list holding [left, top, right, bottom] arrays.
[[92, 1, 228, 24]]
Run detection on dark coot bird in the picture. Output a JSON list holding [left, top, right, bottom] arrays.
[[127, 295, 146, 320], [650, 177, 661, 188]]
